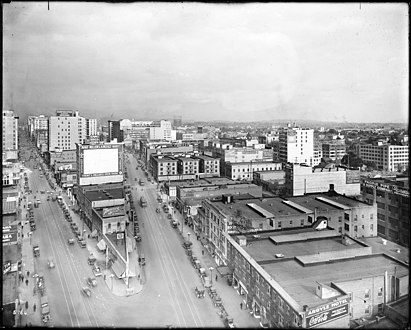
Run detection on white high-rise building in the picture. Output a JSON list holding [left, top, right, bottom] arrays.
[[48, 110, 86, 151], [86, 118, 98, 138], [149, 120, 176, 141], [28, 115, 48, 138], [356, 142, 409, 172], [2, 110, 19, 150], [279, 126, 316, 165]]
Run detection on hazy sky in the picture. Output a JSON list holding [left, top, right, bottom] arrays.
[[3, 2, 409, 123]]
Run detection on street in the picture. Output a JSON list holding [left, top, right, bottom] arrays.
[[23, 145, 225, 327]]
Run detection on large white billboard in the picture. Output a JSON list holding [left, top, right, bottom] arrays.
[[83, 148, 119, 175]]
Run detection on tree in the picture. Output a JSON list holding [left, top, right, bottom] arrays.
[[341, 151, 363, 168]]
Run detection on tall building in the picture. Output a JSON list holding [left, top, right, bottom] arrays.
[[27, 115, 48, 140], [149, 120, 175, 141], [108, 120, 123, 143], [48, 110, 86, 151], [2, 110, 19, 151], [322, 139, 346, 161], [85, 118, 98, 138], [279, 126, 316, 166], [356, 142, 409, 172]]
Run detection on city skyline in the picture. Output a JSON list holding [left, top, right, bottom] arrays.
[[3, 2, 409, 123]]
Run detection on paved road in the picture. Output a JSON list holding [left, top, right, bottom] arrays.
[[20, 146, 225, 327]]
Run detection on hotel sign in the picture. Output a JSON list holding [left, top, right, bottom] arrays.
[[363, 180, 409, 198], [306, 298, 349, 328]]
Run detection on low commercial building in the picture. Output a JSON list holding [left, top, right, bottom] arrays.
[[252, 170, 286, 196], [361, 176, 409, 247], [225, 229, 408, 328], [201, 187, 377, 266], [285, 163, 360, 197], [225, 161, 282, 181]]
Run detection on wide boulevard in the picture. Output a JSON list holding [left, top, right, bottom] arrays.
[[26, 143, 224, 327]]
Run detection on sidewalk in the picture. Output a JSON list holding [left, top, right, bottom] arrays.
[[59, 192, 144, 297], [165, 194, 261, 328], [17, 191, 42, 327]]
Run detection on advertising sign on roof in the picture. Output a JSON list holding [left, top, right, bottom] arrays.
[[305, 297, 349, 328], [102, 205, 125, 218]]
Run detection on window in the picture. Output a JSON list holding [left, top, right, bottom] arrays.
[[300, 220, 304, 226], [365, 289, 370, 299], [338, 216, 342, 222], [370, 213, 374, 220], [378, 287, 383, 297], [267, 301, 271, 310], [278, 221, 282, 228]]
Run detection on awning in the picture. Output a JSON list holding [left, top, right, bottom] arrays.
[[97, 239, 106, 251], [111, 260, 125, 279]]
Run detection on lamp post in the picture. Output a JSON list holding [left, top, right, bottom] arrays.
[[209, 266, 214, 285]]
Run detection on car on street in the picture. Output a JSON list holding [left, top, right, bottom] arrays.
[[48, 258, 55, 269], [92, 264, 102, 277], [81, 287, 92, 297], [87, 277, 97, 287]]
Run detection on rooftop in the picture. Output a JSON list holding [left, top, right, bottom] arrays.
[[262, 254, 408, 308], [105, 232, 127, 262], [85, 187, 124, 201]]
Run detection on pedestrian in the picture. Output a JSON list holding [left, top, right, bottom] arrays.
[[25, 301, 29, 309], [202, 250, 204, 255], [240, 302, 243, 310], [33, 303, 36, 312], [25, 279, 29, 286], [27, 270, 30, 277], [215, 274, 218, 282]]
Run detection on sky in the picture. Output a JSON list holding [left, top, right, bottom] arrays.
[[3, 2, 409, 123]]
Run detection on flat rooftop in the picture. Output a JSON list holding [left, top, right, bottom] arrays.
[[212, 198, 303, 219], [262, 254, 408, 308], [358, 236, 409, 265], [243, 233, 362, 262], [85, 187, 124, 201]]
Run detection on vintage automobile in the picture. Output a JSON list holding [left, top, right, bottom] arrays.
[[33, 245, 40, 257], [48, 258, 55, 269], [194, 287, 205, 298], [81, 286, 92, 297], [87, 255, 97, 265], [156, 208, 160, 213], [68, 238, 75, 245], [92, 264, 102, 277], [87, 277, 97, 287]]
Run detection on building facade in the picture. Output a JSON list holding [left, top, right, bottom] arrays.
[[356, 143, 409, 172], [285, 163, 361, 197], [48, 110, 86, 151], [279, 127, 316, 166], [224, 230, 408, 329], [202, 189, 377, 267], [321, 139, 347, 161], [3, 110, 19, 151], [361, 176, 409, 247]]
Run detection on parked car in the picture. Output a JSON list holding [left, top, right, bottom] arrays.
[[48, 258, 55, 269], [87, 277, 97, 287]]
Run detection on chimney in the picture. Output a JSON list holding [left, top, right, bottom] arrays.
[[328, 184, 336, 196]]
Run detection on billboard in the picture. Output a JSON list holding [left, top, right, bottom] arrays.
[[83, 148, 119, 175], [305, 298, 349, 328], [78, 143, 123, 186]]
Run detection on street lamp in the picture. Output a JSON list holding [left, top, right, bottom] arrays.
[[209, 266, 214, 285]]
